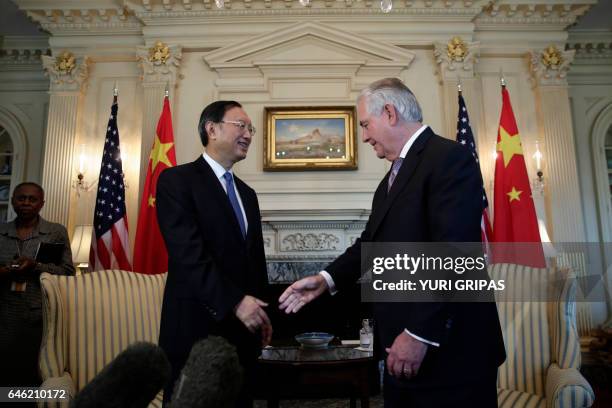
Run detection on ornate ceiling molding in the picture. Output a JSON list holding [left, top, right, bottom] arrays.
[[528, 45, 575, 87], [567, 30, 612, 61], [12, 1, 599, 49], [127, 0, 489, 14], [12, 0, 143, 35], [475, 2, 594, 31], [41, 51, 89, 93], [136, 41, 182, 85], [0, 49, 47, 70]]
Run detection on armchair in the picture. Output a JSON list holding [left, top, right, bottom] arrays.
[[38, 270, 167, 407], [491, 263, 595, 408]]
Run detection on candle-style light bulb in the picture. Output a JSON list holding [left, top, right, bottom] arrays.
[[533, 141, 543, 171], [78, 144, 87, 174]]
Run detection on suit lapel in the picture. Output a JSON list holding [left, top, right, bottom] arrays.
[[368, 128, 433, 238], [194, 157, 246, 242]]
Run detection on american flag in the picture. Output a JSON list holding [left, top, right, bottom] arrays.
[[456, 92, 493, 245], [89, 97, 132, 271]]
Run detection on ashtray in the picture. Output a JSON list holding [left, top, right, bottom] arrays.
[[295, 332, 334, 349]]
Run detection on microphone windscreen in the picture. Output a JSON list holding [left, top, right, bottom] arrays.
[[71, 342, 171, 408], [171, 336, 244, 408]]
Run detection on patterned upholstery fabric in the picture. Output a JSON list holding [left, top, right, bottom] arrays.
[[497, 388, 546, 408], [490, 264, 595, 408], [39, 270, 167, 408]]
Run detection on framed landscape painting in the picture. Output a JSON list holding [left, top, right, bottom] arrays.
[[264, 106, 357, 171]]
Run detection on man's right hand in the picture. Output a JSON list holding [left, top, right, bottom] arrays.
[[278, 274, 328, 314], [234, 295, 273, 346]]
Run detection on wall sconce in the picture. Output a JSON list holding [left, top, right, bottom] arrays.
[[73, 144, 97, 196], [71, 224, 93, 272], [532, 140, 544, 194]]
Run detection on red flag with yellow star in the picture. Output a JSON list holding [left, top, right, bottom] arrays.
[[133, 96, 176, 274], [492, 86, 545, 267]]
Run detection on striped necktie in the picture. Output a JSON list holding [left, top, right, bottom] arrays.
[[387, 158, 404, 192]]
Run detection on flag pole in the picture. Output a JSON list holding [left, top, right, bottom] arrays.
[[457, 75, 462, 95], [499, 68, 506, 88], [113, 81, 118, 103], [165, 81, 169, 98]]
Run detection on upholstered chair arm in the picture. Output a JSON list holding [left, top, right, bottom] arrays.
[[545, 363, 595, 408], [37, 372, 75, 408]]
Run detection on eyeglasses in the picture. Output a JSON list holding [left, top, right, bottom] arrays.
[[219, 120, 256, 136]]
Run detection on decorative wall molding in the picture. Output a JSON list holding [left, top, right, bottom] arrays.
[[262, 215, 367, 256], [433, 36, 479, 83], [128, 0, 489, 16], [0, 37, 50, 72], [567, 30, 612, 61], [41, 52, 89, 93], [281, 232, 340, 252], [0, 49, 48, 71], [203, 21, 414, 96], [475, 2, 593, 30], [528, 45, 575, 87], [21, 7, 142, 35], [136, 42, 182, 84]]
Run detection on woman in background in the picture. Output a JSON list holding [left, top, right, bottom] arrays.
[[0, 182, 74, 390]]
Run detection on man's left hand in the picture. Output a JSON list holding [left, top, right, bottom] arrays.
[[13, 257, 36, 273], [385, 331, 428, 380]]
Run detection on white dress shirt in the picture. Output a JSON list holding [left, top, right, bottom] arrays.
[[319, 124, 439, 347], [202, 152, 248, 233]]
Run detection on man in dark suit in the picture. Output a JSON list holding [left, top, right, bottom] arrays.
[[279, 78, 505, 407], [156, 101, 272, 406]]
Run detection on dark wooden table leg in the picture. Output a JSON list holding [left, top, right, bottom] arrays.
[[349, 397, 357, 408], [361, 397, 369, 408], [267, 399, 279, 408]]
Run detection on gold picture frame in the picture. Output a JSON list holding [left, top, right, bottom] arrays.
[[264, 106, 357, 171]]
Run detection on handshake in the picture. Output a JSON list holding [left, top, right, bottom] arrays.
[[234, 274, 330, 346]]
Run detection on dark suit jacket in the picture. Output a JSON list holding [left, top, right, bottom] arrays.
[[326, 128, 506, 387], [156, 156, 268, 398]]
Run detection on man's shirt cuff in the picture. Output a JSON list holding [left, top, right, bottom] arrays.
[[319, 271, 338, 295], [404, 329, 440, 347]]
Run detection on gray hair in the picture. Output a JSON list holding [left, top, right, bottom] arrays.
[[358, 77, 423, 123]]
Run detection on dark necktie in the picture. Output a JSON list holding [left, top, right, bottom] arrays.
[[223, 172, 246, 238], [387, 158, 404, 192]]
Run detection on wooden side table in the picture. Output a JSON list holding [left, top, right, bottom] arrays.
[[254, 345, 380, 408]]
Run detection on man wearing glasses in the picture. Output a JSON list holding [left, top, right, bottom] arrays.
[[156, 101, 271, 407]]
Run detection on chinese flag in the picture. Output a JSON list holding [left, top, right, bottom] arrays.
[[492, 86, 545, 267], [133, 96, 176, 274]]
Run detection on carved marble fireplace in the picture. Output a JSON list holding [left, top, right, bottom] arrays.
[[262, 209, 369, 284]]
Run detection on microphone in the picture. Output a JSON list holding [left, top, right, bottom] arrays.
[[71, 342, 171, 408], [170, 336, 244, 408]]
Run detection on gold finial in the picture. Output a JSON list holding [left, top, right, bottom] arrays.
[[500, 68, 506, 87], [165, 82, 169, 98]]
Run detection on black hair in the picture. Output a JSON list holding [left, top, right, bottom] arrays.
[[198, 101, 242, 146], [13, 182, 44, 198]]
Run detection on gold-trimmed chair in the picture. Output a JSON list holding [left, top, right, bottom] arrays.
[[38, 270, 167, 407], [491, 263, 595, 408]]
